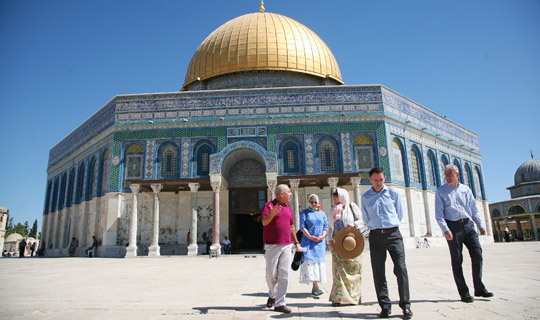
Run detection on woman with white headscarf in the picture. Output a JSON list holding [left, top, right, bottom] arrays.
[[328, 187, 365, 306], [299, 194, 328, 296]]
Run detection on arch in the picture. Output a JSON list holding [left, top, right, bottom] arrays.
[[536, 203, 540, 212], [391, 137, 406, 183], [124, 143, 144, 180], [58, 172, 67, 211], [97, 149, 109, 196], [453, 158, 464, 184], [426, 150, 439, 187], [353, 134, 375, 173], [492, 208, 501, 217], [66, 168, 76, 207], [473, 166, 486, 200], [211, 141, 276, 175], [508, 204, 526, 215], [75, 162, 86, 204], [193, 140, 216, 177], [86, 156, 97, 200], [410, 145, 424, 186], [157, 142, 179, 179], [316, 135, 341, 173], [279, 137, 303, 175]]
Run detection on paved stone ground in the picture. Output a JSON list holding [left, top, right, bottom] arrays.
[[0, 242, 539, 320]]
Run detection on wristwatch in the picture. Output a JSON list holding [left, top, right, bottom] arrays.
[[294, 241, 299, 245]]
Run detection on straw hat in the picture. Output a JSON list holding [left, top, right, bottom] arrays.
[[334, 227, 364, 259]]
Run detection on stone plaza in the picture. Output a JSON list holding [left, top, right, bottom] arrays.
[[0, 241, 538, 319]]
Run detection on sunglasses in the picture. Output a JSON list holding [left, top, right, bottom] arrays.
[[310, 201, 318, 204]]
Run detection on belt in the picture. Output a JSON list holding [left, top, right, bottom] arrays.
[[371, 226, 399, 234], [446, 218, 469, 224]]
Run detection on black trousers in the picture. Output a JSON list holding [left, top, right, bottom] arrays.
[[369, 229, 410, 310], [446, 219, 487, 297]]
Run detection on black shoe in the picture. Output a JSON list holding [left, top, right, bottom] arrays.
[[461, 294, 474, 303], [379, 309, 391, 318], [266, 297, 275, 308], [474, 291, 494, 298], [331, 301, 341, 307], [274, 305, 291, 313], [403, 308, 413, 319]]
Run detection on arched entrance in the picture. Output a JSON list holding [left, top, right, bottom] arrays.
[[226, 158, 267, 253]]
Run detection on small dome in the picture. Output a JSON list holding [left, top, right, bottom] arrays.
[[5, 233, 23, 242], [514, 158, 540, 185], [183, 11, 343, 90]]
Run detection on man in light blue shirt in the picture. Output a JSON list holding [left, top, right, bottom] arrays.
[[362, 167, 412, 319], [435, 164, 493, 303]]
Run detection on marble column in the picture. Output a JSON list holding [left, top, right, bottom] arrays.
[[531, 215, 539, 241], [327, 177, 339, 196], [187, 183, 200, 256], [267, 180, 277, 201], [350, 177, 361, 206], [210, 180, 221, 255], [266, 172, 278, 201], [481, 200, 493, 236], [516, 219, 523, 240], [148, 183, 162, 257], [125, 184, 140, 258], [289, 179, 300, 230], [405, 188, 416, 237]]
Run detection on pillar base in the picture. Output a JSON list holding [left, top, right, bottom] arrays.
[[187, 244, 198, 256], [125, 246, 137, 258], [210, 243, 221, 256], [148, 245, 160, 257]]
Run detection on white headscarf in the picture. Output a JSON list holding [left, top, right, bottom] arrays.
[[332, 188, 354, 226]]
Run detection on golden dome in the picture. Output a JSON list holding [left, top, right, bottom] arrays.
[[183, 12, 343, 89]]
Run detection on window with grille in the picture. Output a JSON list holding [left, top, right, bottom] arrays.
[[463, 164, 472, 188], [391, 139, 405, 181], [410, 148, 421, 183], [474, 167, 483, 198], [161, 145, 177, 178], [320, 140, 337, 173], [440, 155, 449, 182], [426, 152, 437, 187], [283, 141, 300, 173], [197, 144, 212, 176]]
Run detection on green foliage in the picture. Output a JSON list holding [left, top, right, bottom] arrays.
[[29, 220, 38, 238], [5, 217, 35, 238]]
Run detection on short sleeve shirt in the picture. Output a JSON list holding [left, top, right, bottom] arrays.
[[261, 199, 294, 245]]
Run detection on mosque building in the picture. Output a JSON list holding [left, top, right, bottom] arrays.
[[41, 5, 492, 257], [489, 153, 540, 242]]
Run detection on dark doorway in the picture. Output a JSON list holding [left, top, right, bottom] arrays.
[[229, 188, 266, 252]]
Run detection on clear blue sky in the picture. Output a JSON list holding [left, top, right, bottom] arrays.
[[1, 0, 539, 228]]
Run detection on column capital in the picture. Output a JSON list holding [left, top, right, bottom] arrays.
[[211, 181, 221, 192], [129, 184, 140, 193], [151, 183, 163, 193], [289, 179, 300, 190], [327, 177, 339, 188], [188, 182, 200, 192], [350, 177, 361, 186], [267, 180, 277, 190]]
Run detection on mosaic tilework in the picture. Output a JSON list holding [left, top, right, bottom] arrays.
[[341, 132, 352, 172], [145, 140, 154, 179], [381, 88, 479, 149], [210, 140, 277, 175], [304, 134, 315, 174], [181, 138, 190, 178], [49, 102, 116, 168]]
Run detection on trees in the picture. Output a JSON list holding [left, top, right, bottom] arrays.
[[5, 218, 38, 238]]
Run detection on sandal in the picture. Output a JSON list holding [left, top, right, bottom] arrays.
[[311, 288, 320, 295], [331, 301, 341, 307]]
